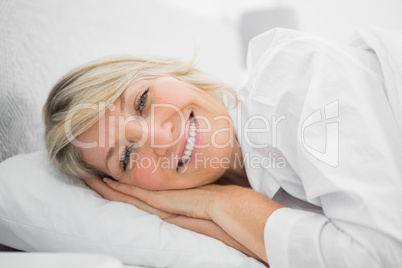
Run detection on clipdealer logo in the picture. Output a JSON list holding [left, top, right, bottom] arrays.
[[301, 100, 339, 167]]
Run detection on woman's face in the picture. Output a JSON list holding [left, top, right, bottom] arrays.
[[78, 76, 236, 190]]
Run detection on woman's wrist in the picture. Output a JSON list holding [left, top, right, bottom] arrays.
[[204, 184, 242, 222], [203, 184, 284, 263]]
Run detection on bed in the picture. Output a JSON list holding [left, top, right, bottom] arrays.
[[0, 0, 266, 267]]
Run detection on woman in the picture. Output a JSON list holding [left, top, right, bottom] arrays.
[[43, 28, 402, 267]]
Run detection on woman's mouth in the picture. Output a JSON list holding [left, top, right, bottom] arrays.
[[177, 112, 196, 171]]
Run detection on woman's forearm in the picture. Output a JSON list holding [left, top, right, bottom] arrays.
[[165, 215, 264, 262]]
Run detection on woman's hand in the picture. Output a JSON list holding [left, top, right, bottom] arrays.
[[97, 178, 284, 264], [84, 176, 176, 220], [84, 177, 266, 263], [101, 177, 220, 220]]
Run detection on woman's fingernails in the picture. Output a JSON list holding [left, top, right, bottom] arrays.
[[103, 177, 110, 183]]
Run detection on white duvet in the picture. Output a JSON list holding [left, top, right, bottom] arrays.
[[237, 27, 402, 267], [349, 28, 402, 132]]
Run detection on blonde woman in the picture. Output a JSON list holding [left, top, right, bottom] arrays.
[[44, 55, 265, 262], [43, 29, 402, 267]]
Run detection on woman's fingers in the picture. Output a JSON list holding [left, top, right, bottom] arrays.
[[84, 177, 174, 219], [103, 178, 212, 220], [102, 177, 146, 198], [102, 177, 162, 209], [84, 176, 123, 201]]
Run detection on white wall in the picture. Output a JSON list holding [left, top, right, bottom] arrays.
[[283, 0, 402, 43], [162, 0, 402, 43]]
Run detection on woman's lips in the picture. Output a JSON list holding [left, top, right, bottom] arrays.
[[176, 112, 199, 171], [177, 112, 192, 167]]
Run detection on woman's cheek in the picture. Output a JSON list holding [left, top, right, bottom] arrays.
[[129, 167, 165, 190]]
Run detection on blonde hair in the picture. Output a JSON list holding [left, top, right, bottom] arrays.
[[43, 56, 237, 179]]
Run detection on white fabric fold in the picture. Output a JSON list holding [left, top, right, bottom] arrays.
[[235, 28, 402, 267]]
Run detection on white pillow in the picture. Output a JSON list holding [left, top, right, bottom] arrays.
[[0, 151, 265, 267]]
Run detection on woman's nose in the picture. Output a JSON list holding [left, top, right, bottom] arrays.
[[152, 121, 174, 157]]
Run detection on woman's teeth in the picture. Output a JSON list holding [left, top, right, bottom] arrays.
[[178, 115, 196, 168]]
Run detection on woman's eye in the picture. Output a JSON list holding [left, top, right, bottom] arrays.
[[135, 88, 149, 115], [120, 144, 133, 172]]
